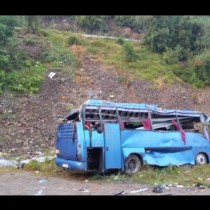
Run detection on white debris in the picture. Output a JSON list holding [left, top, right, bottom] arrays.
[[0, 159, 18, 167], [35, 190, 43, 195], [20, 155, 56, 164], [130, 188, 148, 194], [176, 185, 184, 188], [48, 72, 56, 79], [39, 179, 48, 184], [79, 188, 90, 193]]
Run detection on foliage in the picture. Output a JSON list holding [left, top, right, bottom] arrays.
[[163, 45, 182, 65], [0, 62, 47, 93], [115, 16, 152, 32], [0, 16, 18, 28], [173, 50, 210, 88], [76, 16, 105, 32], [68, 35, 80, 45], [122, 42, 138, 62], [116, 37, 124, 45], [115, 16, 135, 28], [144, 16, 205, 60], [0, 23, 13, 45], [26, 16, 39, 32]]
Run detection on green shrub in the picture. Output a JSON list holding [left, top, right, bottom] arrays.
[[0, 16, 18, 28], [6, 62, 47, 93], [116, 37, 124, 45], [68, 36, 80, 46], [163, 45, 182, 65], [123, 42, 138, 62], [76, 16, 105, 32]]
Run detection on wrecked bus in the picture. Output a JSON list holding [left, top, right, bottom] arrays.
[[55, 100, 210, 174]]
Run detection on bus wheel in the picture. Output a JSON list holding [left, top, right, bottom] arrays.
[[124, 155, 141, 175], [196, 153, 207, 165]]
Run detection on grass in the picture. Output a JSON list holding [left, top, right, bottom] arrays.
[[83, 37, 179, 85], [132, 165, 210, 187], [45, 29, 181, 85], [23, 158, 98, 180], [0, 28, 190, 95], [21, 157, 210, 188]]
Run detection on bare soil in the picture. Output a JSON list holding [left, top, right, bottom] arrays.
[[1, 51, 210, 157], [0, 169, 210, 195]]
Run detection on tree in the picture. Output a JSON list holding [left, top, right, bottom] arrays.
[[76, 16, 105, 32], [26, 16, 39, 32], [144, 16, 205, 60]]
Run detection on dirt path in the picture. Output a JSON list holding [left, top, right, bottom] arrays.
[[0, 170, 210, 195]]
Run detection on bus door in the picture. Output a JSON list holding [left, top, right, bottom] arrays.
[[104, 123, 122, 170]]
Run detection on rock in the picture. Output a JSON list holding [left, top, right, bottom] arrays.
[[153, 185, 163, 193], [23, 142, 28, 146]]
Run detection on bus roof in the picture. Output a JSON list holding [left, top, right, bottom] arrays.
[[83, 99, 207, 117]]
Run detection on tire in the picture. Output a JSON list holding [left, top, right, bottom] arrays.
[[196, 153, 208, 165], [124, 154, 141, 175]]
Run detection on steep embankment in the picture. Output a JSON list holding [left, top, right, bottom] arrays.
[[1, 30, 210, 157]]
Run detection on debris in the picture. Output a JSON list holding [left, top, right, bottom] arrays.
[[153, 185, 163, 193], [35, 190, 43, 195], [0, 159, 18, 167], [161, 184, 170, 190], [198, 177, 203, 181], [84, 179, 89, 183], [195, 183, 205, 189], [78, 188, 89, 193], [176, 185, 184, 188], [130, 188, 148, 194], [35, 170, 40, 174], [20, 159, 30, 164], [114, 191, 125, 196], [109, 95, 114, 98], [20, 155, 56, 165], [34, 151, 43, 156], [48, 72, 56, 79], [17, 162, 25, 169], [39, 179, 48, 183]]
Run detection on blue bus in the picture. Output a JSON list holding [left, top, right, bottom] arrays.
[[55, 100, 210, 174]]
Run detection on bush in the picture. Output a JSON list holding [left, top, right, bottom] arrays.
[[115, 16, 135, 28], [123, 42, 138, 62], [68, 36, 80, 46], [76, 16, 105, 32], [0, 62, 47, 94], [0, 16, 18, 28], [163, 45, 182, 65], [116, 37, 124, 45]]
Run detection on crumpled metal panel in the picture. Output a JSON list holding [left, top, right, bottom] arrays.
[[144, 150, 195, 166]]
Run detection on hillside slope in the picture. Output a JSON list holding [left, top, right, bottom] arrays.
[[1, 29, 210, 157]]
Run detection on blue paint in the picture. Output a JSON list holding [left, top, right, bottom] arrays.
[[56, 157, 87, 171], [55, 100, 210, 173], [104, 123, 122, 169], [56, 123, 77, 160]]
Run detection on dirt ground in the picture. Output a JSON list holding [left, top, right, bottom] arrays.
[[0, 170, 210, 195]]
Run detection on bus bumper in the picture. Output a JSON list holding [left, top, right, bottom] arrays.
[[56, 157, 87, 171]]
